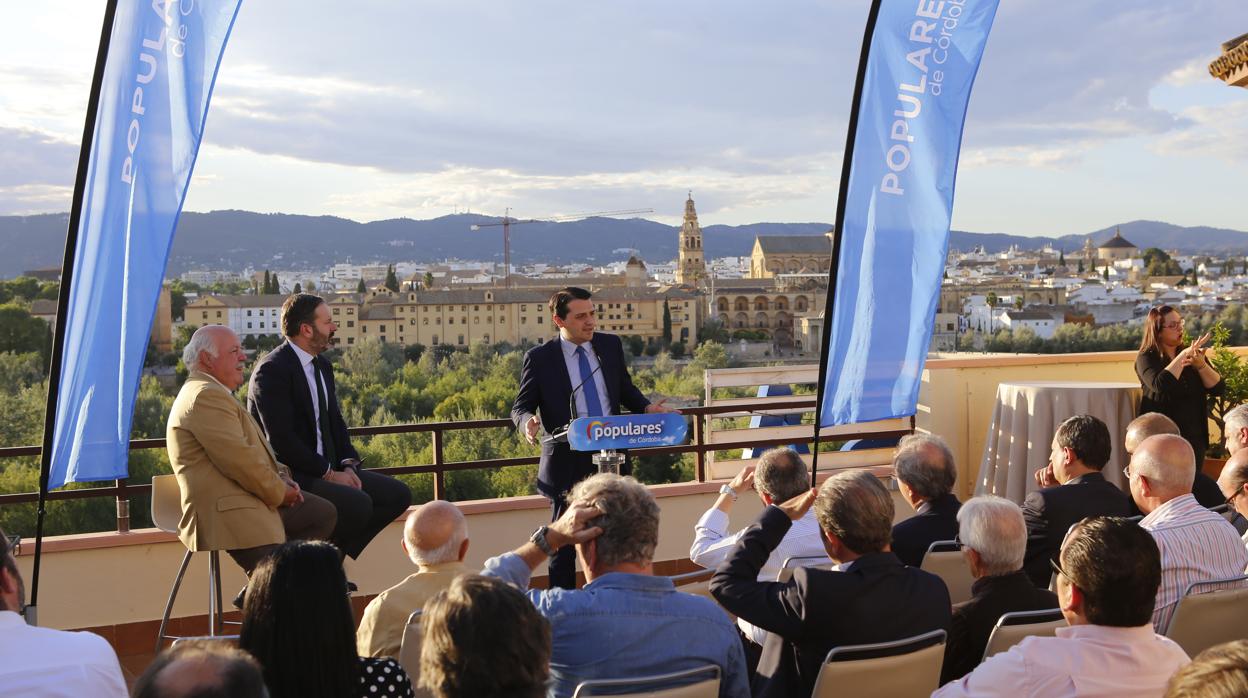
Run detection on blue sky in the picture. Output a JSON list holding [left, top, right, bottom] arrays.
[[0, 1, 1244, 235]]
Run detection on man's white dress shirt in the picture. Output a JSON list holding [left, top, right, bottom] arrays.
[[0, 610, 128, 698], [290, 341, 332, 473], [1139, 493, 1248, 632], [933, 624, 1189, 697], [689, 506, 828, 645]]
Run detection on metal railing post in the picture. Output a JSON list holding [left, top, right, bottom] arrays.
[[693, 413, 706, 482], [432, 429, 445, 500]]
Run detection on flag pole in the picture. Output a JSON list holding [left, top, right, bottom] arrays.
[[28, 0, 121, 625], [812, 0, 885, 488]]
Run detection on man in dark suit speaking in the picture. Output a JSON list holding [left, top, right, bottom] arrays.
[[248, 294, 412, 561], [511, 287, 675, 589]]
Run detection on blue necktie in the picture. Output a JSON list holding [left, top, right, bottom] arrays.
[[576, 345, 603, 417]]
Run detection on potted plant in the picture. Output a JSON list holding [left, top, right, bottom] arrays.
[[1205, 323, 1248, 470]]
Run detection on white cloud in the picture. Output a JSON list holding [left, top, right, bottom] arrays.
[[1151, 100, 1248, 163]]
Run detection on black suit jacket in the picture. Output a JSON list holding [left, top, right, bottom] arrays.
[[247, 342, 359, 487], [939, 570, 1059, 684], [711, 507, 952, 698], [892, 492, 962, 567], [1022, 471, 1131, 587], [510, 333, 649, 498]]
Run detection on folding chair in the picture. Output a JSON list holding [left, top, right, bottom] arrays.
[[920, 541, 974, 605], [1164, 574, 1248, 657], [981, 608, 1065, 661], [572, 664, 720, 698], [811, 629, 947, 698]]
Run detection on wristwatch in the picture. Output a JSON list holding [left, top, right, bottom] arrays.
[[530, 525, 557, 557], [719, 484, 738, 500]]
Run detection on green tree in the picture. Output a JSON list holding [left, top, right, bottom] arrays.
[[384, 265, 399, 293], [1058, 250, 1065, 266], [423, 272, 434, 289], [662, 298, 672, 347], [0, 305, 51, 361], [1077, 259, 1084, 273], [1102, 266, 1109, 281], [690, 341, 729, 371], [356, 278, 367, 293], [624, 335, 645, 357], [293, 282, 302, 294]]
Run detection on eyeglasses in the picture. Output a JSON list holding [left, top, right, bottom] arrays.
[[1122, 463, 1132, 480], [1049, 557, 1076, 587], [1227, 490, 1243, 510], [1162, 320, 1184, 330]]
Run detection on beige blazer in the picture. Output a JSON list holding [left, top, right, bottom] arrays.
[[166, 371, 289, 551]]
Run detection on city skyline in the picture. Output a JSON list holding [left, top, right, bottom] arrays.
[[1, 2, 1244, 235]]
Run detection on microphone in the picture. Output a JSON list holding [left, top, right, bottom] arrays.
[[567, 344, 608, 423]]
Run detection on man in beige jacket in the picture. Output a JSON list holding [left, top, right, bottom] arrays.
[[167, 325, 335, 577], [356, 500, 470, 658]]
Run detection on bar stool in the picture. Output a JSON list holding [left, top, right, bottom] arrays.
[[152, 474, 237, 653]]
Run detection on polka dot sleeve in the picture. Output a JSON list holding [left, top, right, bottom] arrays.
[[357, 656, 415, 697]]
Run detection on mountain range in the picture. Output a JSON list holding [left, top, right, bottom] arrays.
[[2, 211, 1245, 279]]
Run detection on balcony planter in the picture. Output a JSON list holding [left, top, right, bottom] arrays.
[[1204, 456, 1228, 480]]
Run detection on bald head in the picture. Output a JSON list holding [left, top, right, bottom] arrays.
[[133, 641, 267, 698], [1129, 434, 1196, 506], [1125, 412, 1180, 455], [404, 501, 468, 567]]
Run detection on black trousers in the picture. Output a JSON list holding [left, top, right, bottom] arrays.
[[548, 492, 577, 590], [302, 469, 412, 559]]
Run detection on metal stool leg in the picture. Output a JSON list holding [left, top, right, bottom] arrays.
[[156, 549, 195, 654], [208, 551, 222, 636]]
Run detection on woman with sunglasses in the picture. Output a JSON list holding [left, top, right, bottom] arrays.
[[1136, 305, 1223, 466]]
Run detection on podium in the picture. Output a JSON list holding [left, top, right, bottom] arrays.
[[548, 413, 688, 474]]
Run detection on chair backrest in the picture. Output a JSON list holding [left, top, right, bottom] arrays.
[[397, 611, 434, 698], [919, 541, 975, 605], [572, 665, 720, 698], [776, 554, 836, 582], [151, 474, 183, 534], [1164, 574, 1248, 657], [981, 609, 1065, 661], [812, 629, 946, 698]]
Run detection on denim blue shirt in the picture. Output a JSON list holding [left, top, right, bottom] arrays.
[[484, 552, 749, 698]]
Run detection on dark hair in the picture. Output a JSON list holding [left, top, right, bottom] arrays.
[[239, 541, 358, 698], [548, 287, 592, 320], [1139, 305, 1184, 358], [1062, 517, 1161, 627], [1055, 415, 1112, 470], [814, 471, 894, 554], [755, 448, 811, 503], [893, 434, 957, 500], [133, 639, 268, 698], [420, 575, 551, 698], [0, 525, 21, 613], [281, 294, 325, 338], [1166, 639, 1248, 698]]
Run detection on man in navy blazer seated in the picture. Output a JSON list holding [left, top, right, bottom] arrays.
[[890, 433, 962, 567], [1022, 415, 1131, 587], [710, 470, 951, 698], [248, 294, 412, 561], [511, 286, 675, 589]]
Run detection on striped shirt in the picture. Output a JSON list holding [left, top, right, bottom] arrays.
[[690, 507, 829, 645], [1139, 494, 1248, 632]]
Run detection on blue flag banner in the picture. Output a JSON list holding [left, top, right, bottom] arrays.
[[568, 414, 688, 452], [48, 0, 242, 489], [819, 0, 999, 428]]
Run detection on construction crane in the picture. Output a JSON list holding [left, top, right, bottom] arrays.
[[470, 208, 653, 288]]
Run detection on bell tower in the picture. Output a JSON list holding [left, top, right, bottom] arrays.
[[675, 192, 707, 285]]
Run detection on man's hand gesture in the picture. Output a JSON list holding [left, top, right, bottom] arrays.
[[777, 489, 818, 522], [547, 503, 606, 550], [524, 414, 542, 445]]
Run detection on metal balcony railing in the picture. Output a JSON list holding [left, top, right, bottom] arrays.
[[0, 399, 911, 534]]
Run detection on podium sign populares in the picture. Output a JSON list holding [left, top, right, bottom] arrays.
[[567, 413, 688, 452]]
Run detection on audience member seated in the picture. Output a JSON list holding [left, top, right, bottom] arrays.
[[1217, 450, 1248, 549], [357, 501, 470, 659], [484, 473, 747, 698], [1165, 639, 1248, 698], [0, 527, 126, 698], [1224, 404, 1248, 457], [240, 541, 415, 698], [133, 639, 268, 698], [940, 496, 1058, 684], [889, 433, 962, 567], [689, 447, 826, 663], [1023, 415, 1131, 587], [419, 574, 551, 698], [1129, 434, 1248, 632], [1127, 412, 1223, 510], [935, 517, 1190, 697], [710, 470, 950, 698]]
